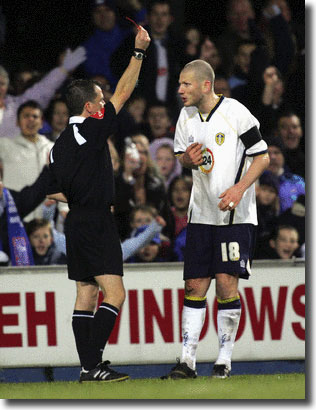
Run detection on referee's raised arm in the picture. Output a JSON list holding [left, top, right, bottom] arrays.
[[110, 26, 150, 114]]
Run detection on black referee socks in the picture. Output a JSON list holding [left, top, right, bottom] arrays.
[[72, 303, 119, 371], [72, 310, 94, 370], [89, 302, 119, 369]]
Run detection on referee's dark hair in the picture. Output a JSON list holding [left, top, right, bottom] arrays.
[[65, 79, 100, 116]]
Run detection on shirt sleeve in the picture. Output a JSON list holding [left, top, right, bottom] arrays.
[[46, 164, 62, 195], [174, 109, 187, 155], [83, 101, 118, 150], [236, 102, 268, 156]]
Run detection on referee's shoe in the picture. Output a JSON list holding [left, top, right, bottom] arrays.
[[79, 360, 129, 382], [161, 359, 197, 379]]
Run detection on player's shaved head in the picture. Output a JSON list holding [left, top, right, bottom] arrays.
[[182, 59, 215, 88]]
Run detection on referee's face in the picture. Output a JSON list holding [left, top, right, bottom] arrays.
[[86, 86, 105, 116], [178, 70, 203, 108]]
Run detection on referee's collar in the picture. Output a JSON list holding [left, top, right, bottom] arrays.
[[69, 116, 86, 124]]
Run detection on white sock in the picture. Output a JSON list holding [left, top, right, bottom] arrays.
[[215, 308, 241, 370], [181, 305, 206, 370]]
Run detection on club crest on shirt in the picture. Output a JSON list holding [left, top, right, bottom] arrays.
[[189, 135, 194, 143], [199, 147, 214, 174], [215, 132, 225, 146]]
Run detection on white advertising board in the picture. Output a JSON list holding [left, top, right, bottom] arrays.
[[0, 260, 305, 367]]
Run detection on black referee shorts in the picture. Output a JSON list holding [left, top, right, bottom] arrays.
[[65, 206, 123, 282]]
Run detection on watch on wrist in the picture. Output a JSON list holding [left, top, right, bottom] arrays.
[[133, 49, 145, 60]]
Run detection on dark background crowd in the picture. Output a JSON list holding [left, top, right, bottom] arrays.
[[0, 0, 305, 267]]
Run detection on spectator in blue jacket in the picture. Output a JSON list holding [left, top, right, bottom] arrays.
[[266, 138, 305, 214]]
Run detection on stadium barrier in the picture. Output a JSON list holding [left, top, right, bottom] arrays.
[[0, 259, 305, 368]]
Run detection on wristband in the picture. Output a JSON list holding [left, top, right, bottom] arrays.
[[133, 50, 146, 60], [134, 48, 146, 54]]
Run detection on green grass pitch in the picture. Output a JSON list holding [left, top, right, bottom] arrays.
[[0, 373, 305, 399]]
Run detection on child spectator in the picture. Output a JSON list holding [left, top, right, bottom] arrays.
[[43, 98, 69, 142], [149, 138, 182, 189], [141, 101, 174, 142], [167, 175, 192, 261], [125, 204, 165, 263], [255, 224, 300, 260], [256, 171, 280, 240], [126, 96, 147, 126], [26, 218, 67, 265]]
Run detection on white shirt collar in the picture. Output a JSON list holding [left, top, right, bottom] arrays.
[[69, 116, 86, 124]]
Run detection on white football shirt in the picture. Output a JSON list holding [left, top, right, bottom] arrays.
[[174, 96, 268, 226]]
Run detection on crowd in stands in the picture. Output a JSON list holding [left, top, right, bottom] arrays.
[[0, 0, 305, 267]]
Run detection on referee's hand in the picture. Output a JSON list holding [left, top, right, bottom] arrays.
[[135, 26, 151, 51]]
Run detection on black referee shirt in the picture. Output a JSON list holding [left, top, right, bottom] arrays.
[[47, 101, 117, 209]]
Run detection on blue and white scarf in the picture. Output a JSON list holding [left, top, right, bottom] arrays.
[[0, 188, 34, 266]]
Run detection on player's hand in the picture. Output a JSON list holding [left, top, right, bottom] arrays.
[[182, 143, 204, 168], [218, 185, 244, 212], [135, 26, 151, 51]]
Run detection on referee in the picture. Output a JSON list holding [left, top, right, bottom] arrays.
[[47, 27, 150, 382]]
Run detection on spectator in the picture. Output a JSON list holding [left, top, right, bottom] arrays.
[[276, 194, 305, 247], [125, 204, 166, 263], [167, 175, 192, 261], [126, 95, 147, 126], [228, 39, 270, 107], [252, 66, 292, 140], [276, 111, 305, 177], [214, 75, 231, 98], [114, 133, 167, 239], [258, 0, 296, 77], [26, 218, 67, 265], [43, 98, 69, 142], [0, 100, 69, 222], [184, 26, 202, 60], [199, 37, 223, 74], [0, 166, 50, 266], [0, 46, 86, 138], [256, 171, 280, 240], [111, 0, 186, 120], [10, 67, 42, 96], [266, 138, 305, 213], [141, 101, 174, 142], [215, 0, 263, 76], [149, 137, 182, 189], [254, 224, 300, 260], [82, 0, 138, 91]]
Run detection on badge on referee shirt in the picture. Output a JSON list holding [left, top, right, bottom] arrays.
[[199, 147, 214, 174]]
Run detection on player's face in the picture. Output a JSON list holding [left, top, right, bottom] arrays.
[[18, 107, 43, 138], [278, 115, 302, 150], [29, 226, 53, 256], [156, 146, 175, 178], [178, 70, 204, 108], [271, 229, 299, 259]]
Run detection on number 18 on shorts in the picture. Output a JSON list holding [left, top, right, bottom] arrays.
[[183, 223, 256, 280]]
